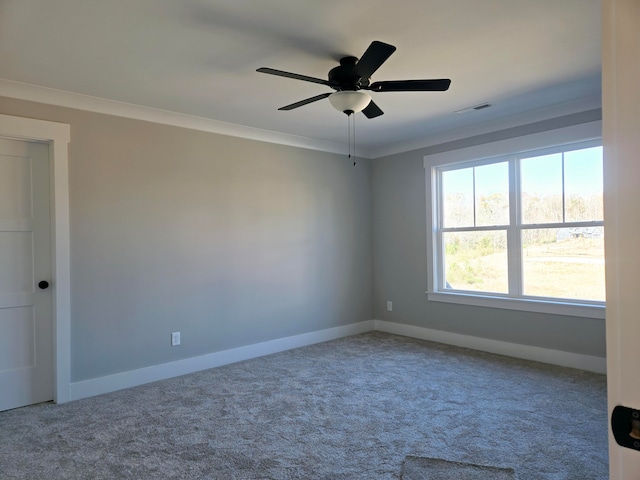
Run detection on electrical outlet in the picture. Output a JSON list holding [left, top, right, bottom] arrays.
[[386, 301, 393, 312], [171, 331, 180, 346]]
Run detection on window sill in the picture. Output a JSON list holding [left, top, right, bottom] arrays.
[[427, 291, 605, 319]]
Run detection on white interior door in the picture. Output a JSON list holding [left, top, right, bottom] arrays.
[[0, 138, 53, 411], [603, 0, 640, 477]]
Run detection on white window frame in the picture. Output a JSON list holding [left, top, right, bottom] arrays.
[[424, 121, 605, 319]]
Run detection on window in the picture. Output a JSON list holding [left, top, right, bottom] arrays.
[[426, 125, 605, 319]]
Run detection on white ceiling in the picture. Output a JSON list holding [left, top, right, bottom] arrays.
[[0, 0, 601, 158]]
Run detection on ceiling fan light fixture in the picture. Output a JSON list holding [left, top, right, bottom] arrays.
[[329, 91, 372, 115]]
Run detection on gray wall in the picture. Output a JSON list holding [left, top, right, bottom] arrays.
[[0, 94, 606, 385], [372, 110, 606, 358], [1, 97, 373, 382]]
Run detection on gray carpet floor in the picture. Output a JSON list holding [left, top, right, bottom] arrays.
[[0, 332, 608, 479]]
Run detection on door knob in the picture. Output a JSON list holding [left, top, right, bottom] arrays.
[[38, 280, 49, 290]]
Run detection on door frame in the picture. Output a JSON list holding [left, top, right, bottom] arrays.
[[0, 114, 71, 404]]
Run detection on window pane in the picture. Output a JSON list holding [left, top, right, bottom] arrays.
[[522, 227, 605, 301], [521, 153, 563, 224], [442, 168, 473, 228], [475, 162, 509, 226], [564, 147, 603, 222], [443, 230, 508, 294]]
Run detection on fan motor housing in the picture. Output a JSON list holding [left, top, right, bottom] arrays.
[[328, 57, 370, 91]]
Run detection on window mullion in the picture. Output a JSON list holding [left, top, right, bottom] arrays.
[[434, 169, 445, 291], [472, 167, 477, 227], [508, 157, 522, 297], [561, 152, 566, 223]]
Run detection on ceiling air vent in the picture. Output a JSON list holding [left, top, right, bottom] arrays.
[[454, 103, 492, 114]]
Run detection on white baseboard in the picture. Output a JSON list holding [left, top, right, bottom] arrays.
[[69, 320, 374, 401], [374, 320, 607, 374], [68, 318, 606, 402]]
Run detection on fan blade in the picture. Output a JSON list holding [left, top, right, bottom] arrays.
[[362, 100, 384, 119], [366, 79, 451, 92], [353, 41, 396, 79], [257, 67, 330, 86], [278, 93, 332, 111]]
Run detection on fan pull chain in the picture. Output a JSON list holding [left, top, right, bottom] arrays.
[[346, 113, 357, 166], [347, 113, 351, 160], [352, 114, 357, 166]]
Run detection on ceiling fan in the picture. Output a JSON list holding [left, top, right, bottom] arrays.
[[257, 41, 451, 118]]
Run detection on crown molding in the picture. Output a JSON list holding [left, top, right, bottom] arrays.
[[0, 78, 352, 156], [1, 78, 599, 161], [371, 94, 602, 158]]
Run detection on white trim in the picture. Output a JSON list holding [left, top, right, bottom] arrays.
[[424, 121, 605, 318], [375, 95, 602, 158], [0, 78, 353, 157], [69, 320, 374, 401], [68, 317, 606, 402], [423, 121, 602, 169], [374, 320, 606, 374], [0, 113, 71, 404], [1, 79, 601, 160], [427, 292, 605, 319]]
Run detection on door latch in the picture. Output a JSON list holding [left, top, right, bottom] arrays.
[[612, 405, 640, 451]]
